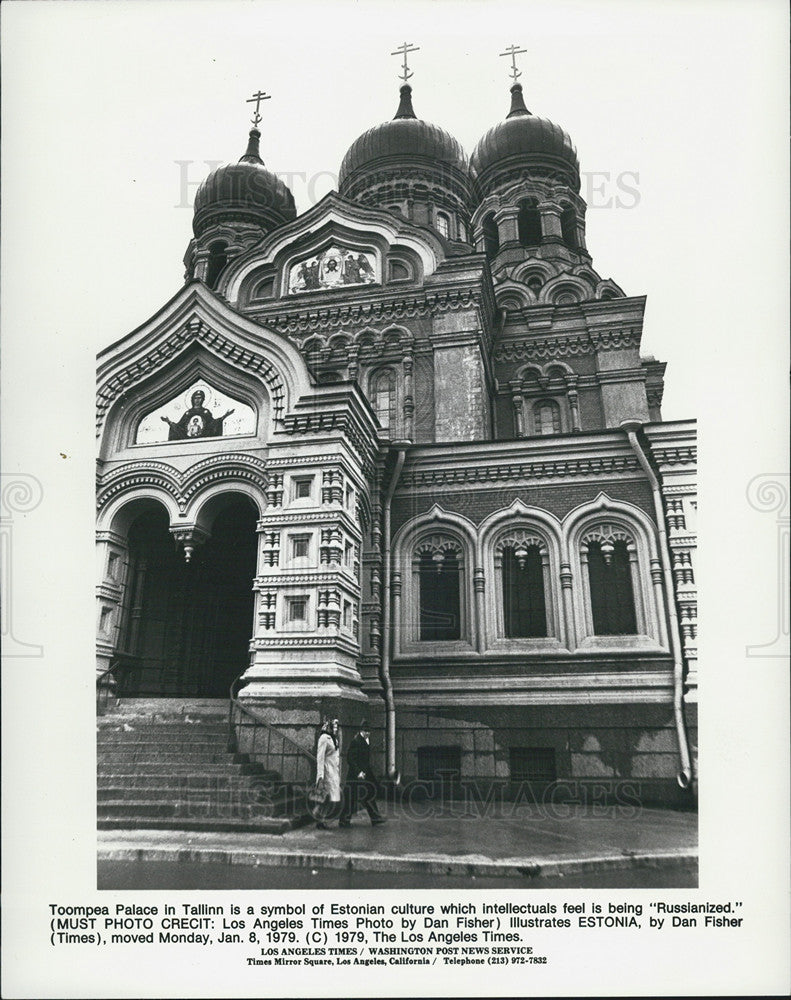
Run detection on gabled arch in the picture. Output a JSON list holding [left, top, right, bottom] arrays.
[[97, 283, 312, 443], [99, 343, 271, 458]]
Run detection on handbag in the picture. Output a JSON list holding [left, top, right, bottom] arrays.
[[308, 776, 328, 805]]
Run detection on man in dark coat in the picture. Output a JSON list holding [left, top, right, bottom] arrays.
[[339, 720, 386, 827]]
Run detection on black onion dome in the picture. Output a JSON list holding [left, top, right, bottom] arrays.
[[193, 129, 296, 239], [470, 84, 580, 194], [339, 85, 470, 195]]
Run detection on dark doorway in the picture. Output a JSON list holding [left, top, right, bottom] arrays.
[[117, 498, 257, 696]]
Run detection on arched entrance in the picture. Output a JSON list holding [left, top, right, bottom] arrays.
[[116, 496, 258, 697]]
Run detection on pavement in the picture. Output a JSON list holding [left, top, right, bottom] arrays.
[[97, 800, 697, 882]]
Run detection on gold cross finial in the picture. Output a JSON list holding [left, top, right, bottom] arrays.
[[499, 44, 527, 83], [246, 90, 271, 128], [391, 42, 420, 83]]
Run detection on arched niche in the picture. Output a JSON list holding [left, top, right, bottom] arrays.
[[99, 345, 270, 459]]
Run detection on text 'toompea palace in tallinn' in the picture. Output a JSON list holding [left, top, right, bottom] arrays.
[[96, 48, 698, 820]]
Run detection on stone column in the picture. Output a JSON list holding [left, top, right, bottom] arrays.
[[402, 350, 414, 441], [494, 207, 520, 248], [538, 201, 563, 241], [650, 557, 669, 648], [559, 561, 576, 650], [510, 383, 525, 437], [567, 388, 581, 432], [473, 567, 486, 653]]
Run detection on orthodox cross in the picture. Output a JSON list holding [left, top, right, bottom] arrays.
[[500, 44, 527, 83], [246, 89, 271, 128], [391, 42, 420, 83]]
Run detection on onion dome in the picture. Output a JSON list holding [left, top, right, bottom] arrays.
[[470, 84, 580, 195], [192, 128, 296, 240], [338, 86, 474, 225]]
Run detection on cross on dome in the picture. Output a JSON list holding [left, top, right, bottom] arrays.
[[499, 43, 527, 83], [246, 89, 271, 128], [391, 42, 420, 83]]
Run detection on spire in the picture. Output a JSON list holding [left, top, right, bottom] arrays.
[[507, 83, 531, 119], [394, 84, 417, 120], [239, 128, 264, 165]]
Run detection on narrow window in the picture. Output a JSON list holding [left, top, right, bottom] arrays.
[[587, 540, 638, 635], [206, 241, 228, 288], [293, 477, 313, 500], [518, 199, 542, 247], [509, 747, 557, 785], [287, 597, 307, 622], [344, 541, 353, 568], [419, 550, 460, 641], [502, 545, 547, 637], [290, 534, 310, 559], [343, 600, 352, 629], [534, 400, 561, 435], [417, 746, 462, 792], [482, 213, 499, 259], [435, 211, 450, 238], [373, 371, 396, 432], [388, 260, 410, 281], [560, 206, 578, 249], [458, 219, 468, 243]]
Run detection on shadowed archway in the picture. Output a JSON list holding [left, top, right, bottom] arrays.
[[117, 497, 258, 696]]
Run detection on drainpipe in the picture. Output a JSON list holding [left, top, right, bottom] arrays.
[[621, 420, 693, 790], [380, 446, 406, 782]]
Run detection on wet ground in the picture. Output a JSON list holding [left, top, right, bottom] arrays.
[[99, 858, 698, 890]]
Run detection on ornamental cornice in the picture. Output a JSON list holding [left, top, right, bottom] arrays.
[[252, 636, 360, 651], [254, 573, 360, 590], [650, 446, 697, 466], [96, 318, 286, 433], [248, 286, 485, 339], [281, 410, 377, 476], [493, 327, 641, 364], [96, 453, 268, 512], [398, 455, 642, 490], [257, 509, 362, 532]]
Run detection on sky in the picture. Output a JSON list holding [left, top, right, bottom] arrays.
[[2, 0, 787, 425]]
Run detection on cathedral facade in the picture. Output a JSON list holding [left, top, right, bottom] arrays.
[[96, 77, 697, 805]]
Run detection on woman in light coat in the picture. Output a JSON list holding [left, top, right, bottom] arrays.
[[314, 718, 341, 828]]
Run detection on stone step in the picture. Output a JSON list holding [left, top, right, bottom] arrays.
[[97, 796, 299, 819], [97, 815, 307, 834], [98, 725, 229, 739], [98, 750, 246, 765], [97, 740, 232, 753], [97, 777, 286, 797], [97, 763, 251, 778]]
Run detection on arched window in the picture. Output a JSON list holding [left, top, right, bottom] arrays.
[[502, 543, 547, 637], [482, 213, 499, 259], [435, 211, 450, 238], [388, 260, 411, 282], [560, 207, 578, 249], [584, 538, 638, 635], [534, 400, 561, 435], [372, 370, 396, 432], [206, 241, 228, 288], [415, 538, 462, 641], [518, 199, 542, 247], [458, 219, 468, 243]]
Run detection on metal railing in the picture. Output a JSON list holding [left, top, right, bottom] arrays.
[[228, 674, 317, 790]]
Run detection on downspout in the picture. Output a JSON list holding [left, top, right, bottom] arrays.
[[621, 420, 693, 790], [380, 446, 406, 782]]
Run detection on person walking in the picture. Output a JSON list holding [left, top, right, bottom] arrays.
[[314, 718, 341, 829], [339, 720, 386, 827]]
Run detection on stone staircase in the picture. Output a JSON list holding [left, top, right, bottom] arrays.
[[97, 698, 311, 834]]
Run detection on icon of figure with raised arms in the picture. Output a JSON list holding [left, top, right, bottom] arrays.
[[160, 390, 235, 440]]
